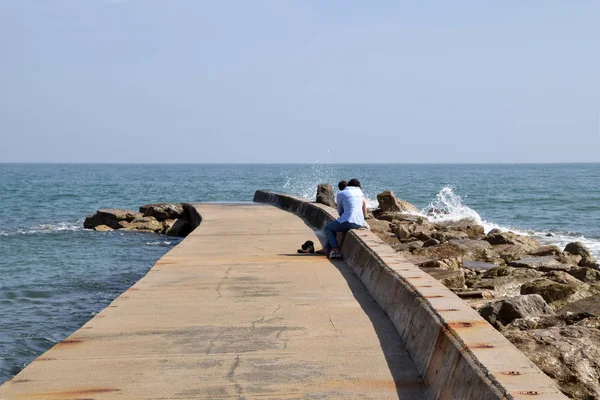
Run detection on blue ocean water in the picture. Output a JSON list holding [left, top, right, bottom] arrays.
[[1, 163, 599, 384]]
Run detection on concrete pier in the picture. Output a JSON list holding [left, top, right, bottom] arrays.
[[0, 203, 426, 399]]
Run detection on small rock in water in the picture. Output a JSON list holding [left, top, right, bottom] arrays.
[[546, 233, 554, 237]]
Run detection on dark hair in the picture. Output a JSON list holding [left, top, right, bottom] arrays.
[[337, 180, 347, 191], [347, 178, 361, 188]]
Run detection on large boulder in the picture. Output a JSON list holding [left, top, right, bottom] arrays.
[[412, 242, 470, 259], [544, 271, 584, 285], [470, 267, 542, 297], [529, 245, 562, 257], [520, 278, 593, 310], [559, 295, 600, 317], [315, 184, 336, 208], [123, 216, 163, 233], [484, 231, 540, 252], [139, 203, 184, 221], [421, 268, 465, 289], [413, 239, 502, 264], [419, 258, 462, 271], [491, 244, 529, 263], [568, 267, 600, 283], [508, 256, 573, 272], [462, 261, 501, 272], [556, 252, 583, 266], [83, 209, 140, 229], [376, 191, 419, 213], [430, 230, 470, 243], [374, 211, 423, 223], [478, 294, 554, 329], [165, 218, 190, 237], [564, 242, 597, 268], [366, 218, 392, 234], [505, 326, 600, 399], [433, 220, 485, 239]]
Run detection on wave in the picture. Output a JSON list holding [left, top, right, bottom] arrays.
[[418, 186, 600, 260], [281, 163, 337, 201], [420, 186, 484, 225], [145, 240, 173, 246], [0, 221, 84, 237]]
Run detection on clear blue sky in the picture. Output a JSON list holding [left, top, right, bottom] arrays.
[[1, 1, 598, 163]]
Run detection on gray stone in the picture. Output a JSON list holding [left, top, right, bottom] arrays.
[[315, 184, 336, 208], [491, 244, 529, 263], [568, 267, 600, 283], [505, 326, 600, 400], [528, 245, 562, 257], [470, 267, 542, 297], [367, 219, 392, 234], [509, 257, 573, 272], [478, 294, 554, 329], [463, 261, 500, 272], [139, 203, 184, 221], [559, 295, 600, 317], [484, 231, 540, 252], [422, 238, 441, 247], [544, 271, 583, 285], [520, 278, 593, 310], [376, 191, 419, 213], [123, 216, 164, 233], [83, 208, 139, 229], [166, 218, 190, 237], [564, 242, 596, 268], [419, 257, 462, 271], [433, 220, 485, 239], [422, 268, 465, 289]]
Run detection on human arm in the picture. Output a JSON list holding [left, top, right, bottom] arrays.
[[336, 193, 344, 216], [362, 197, 368, 218]]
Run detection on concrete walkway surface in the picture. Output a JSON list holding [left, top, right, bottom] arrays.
[[0, 203, 425, 399]]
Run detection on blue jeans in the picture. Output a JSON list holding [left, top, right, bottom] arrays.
[[324, 221, 361, 250]]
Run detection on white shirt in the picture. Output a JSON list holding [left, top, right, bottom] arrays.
[[336, 187, 365, 225]]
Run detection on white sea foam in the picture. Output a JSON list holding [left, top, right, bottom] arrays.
[[419, 186, 600, 260], [146, 241, 173, 246], [0, 221, 84, 236], [282, 163, 336, 201], [35, 222, 83, 232], [420, 187, 485, 226]]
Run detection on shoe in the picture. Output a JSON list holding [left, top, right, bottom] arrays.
[[328, 249, 342, 259]]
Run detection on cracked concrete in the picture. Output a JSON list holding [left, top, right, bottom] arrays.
[[0, 203, 425, 399]]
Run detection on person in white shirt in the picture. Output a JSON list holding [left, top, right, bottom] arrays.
[[318, 178, 367, 259]]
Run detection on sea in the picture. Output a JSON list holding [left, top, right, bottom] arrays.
[[1, 163, 599, 384]]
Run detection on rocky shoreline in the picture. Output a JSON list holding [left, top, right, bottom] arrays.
[[317, 184, 600, 400], [83, 203, 199, 237]]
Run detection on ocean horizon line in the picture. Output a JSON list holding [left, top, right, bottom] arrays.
[[1, 161, 600, 166]]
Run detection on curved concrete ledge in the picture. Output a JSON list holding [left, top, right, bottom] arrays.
[[254, 190, 567, 400]]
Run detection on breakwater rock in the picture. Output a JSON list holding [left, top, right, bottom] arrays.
[[84, 203, 199, 237], [316, 185, 599, 399]]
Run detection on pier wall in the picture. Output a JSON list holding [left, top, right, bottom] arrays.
[[254, 190, 566, 400]]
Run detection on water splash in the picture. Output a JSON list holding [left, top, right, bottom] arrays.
[[0, 221, 84, 236], [281, 163, 337, 200], [420, 186, 600, 259], [421, 187, 484, 225]]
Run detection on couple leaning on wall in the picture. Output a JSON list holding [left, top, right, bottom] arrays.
[[317, 179, 367, 259]]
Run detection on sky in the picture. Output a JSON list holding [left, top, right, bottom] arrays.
[[0, 1, 598, 163]]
